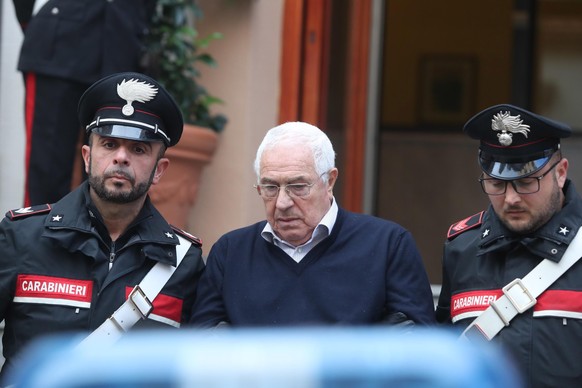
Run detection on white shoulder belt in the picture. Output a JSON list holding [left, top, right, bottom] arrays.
[[78, 235, 192, 349], [460, 226, 582, 342]]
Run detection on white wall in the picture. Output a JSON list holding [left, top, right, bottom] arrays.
[[0, 0, 25, 213], [188, 0, 284, 253]]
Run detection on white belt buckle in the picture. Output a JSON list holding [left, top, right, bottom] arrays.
[[128, 285, 153, 318], [502, 278, 537, 313]]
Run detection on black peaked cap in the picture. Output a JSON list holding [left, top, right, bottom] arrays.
[[78, 72, 183, 147], [463, 104, 571, 179]]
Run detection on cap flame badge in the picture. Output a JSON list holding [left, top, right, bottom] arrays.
[[117, 78, 158, 116], [491, 111, 530, 146]]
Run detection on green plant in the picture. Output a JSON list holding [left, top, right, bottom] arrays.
[[145, 0, 227, 132]]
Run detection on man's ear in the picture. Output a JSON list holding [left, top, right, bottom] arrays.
[[152, 158, 170, 185], [557, 158, 569, 188], [326, 168, 339, 193], [82, 145, 91, 175]]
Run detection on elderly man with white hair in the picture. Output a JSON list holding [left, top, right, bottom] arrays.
[[191, 121, 435, 327]]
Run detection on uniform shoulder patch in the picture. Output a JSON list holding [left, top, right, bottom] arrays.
[[447, 211, 485, 240], [171, 225, 202, 247], [5, 204, 52, 221]]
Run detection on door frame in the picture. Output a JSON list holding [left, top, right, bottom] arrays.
[[279, 0, 377, 213]]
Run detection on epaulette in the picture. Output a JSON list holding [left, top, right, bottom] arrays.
[[447, 211, 485, 240], [171, 225, 202, 247], [5, 204, 52, 221]]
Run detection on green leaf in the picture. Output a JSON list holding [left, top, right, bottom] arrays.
[[144, 0, 227, 132]]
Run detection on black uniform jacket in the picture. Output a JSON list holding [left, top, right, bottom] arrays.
[[437, 180, 582, 388], [13, 0, 156, 83], [0, 181, 204, 379]]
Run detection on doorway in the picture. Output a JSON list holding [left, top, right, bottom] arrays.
[[377, 0, 582, 283], [280, 0, 582, 284]]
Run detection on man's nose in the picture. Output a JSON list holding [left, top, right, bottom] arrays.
[[504, 182, 522, 204], [275, 186, 294, 208], [112, 147, 130, 165]]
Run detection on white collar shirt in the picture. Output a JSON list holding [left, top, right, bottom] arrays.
[[261, 198, 338, 263]]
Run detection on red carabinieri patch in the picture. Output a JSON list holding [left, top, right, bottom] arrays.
[[451, 289, 502, 322], [534, 290, 582, 317], [125, 287, 183, 327], [452, 289, 582, 322], [14, 274, 93, 308]]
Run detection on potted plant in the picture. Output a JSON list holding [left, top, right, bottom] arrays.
[[145, 0, 228, 229]]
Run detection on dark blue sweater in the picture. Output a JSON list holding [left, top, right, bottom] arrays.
[[190, 208, 435, 326]]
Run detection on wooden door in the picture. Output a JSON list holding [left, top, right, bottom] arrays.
[[279, 0, 372, 212]]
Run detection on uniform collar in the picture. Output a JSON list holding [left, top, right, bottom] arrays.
[[478, 179, 582, 262], [43, 181, 180, 264]]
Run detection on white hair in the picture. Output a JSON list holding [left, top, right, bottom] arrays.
[[253, 122, 336, 182]]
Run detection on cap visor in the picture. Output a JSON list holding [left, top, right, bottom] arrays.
[[91, 125, 163, 143], [480, 155, 551, 180]]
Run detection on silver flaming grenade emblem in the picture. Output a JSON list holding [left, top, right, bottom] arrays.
[[116, 78, 158, 116], [491, 111, 530, 146]]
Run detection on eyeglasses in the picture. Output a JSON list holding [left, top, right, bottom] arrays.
[[254, 172, 328, 199], [254, 182, 316, 199], [478, 159, 561, 195]]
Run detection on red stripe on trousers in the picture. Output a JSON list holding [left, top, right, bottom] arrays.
[[24, 73, 37, 207]]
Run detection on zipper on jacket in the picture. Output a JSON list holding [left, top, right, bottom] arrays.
[[109, 241, 116, 270]]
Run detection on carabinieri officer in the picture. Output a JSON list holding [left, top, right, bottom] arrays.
[[0, 72, 204, 384]]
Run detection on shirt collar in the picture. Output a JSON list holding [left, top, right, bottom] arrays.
[[261, 198, 338, 246]]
